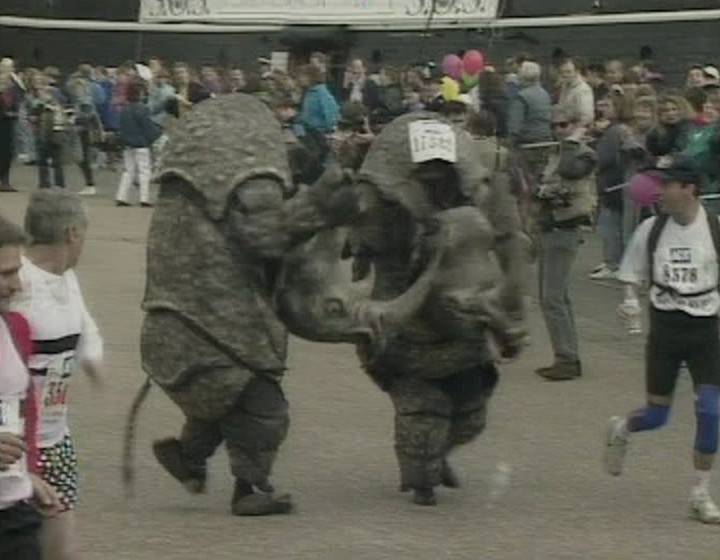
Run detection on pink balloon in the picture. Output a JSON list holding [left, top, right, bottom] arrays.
[[629, 173, 660, 207], [442, 54, 464, 80], [463, 50, 485, 76]]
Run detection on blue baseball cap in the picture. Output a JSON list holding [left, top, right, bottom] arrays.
[[647, 155, 702, 185]]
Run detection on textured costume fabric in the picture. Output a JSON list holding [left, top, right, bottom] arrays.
[[359, 112, 489, 220], [141, 94, 350, 488], [353, 112, 524, 491], [389, 365, 499, 488], [179, 376, 289, 486], [355, 112, 519, 382]]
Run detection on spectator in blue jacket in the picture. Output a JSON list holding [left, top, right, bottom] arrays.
[[115, 80, 162, 207], [299, 64, 339, 134], [94, 67, 118, 132]]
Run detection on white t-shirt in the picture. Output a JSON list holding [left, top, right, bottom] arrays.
[[0, 318, 32, 510], [10, 257, 103, 448], [618, 206, 720, 317]]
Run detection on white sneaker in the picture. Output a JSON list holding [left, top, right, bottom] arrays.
[[691, 490, 720, 524], [78, 187, 96, 196], [590, 264, 617, 280], [603, 416, 628, 476]]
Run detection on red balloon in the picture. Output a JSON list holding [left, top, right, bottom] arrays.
[[463, 50, 485, 76], [629, 173, 660, 207], [442, 54, 464, 81]]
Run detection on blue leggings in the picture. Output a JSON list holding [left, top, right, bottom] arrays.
[[628, 386, 719, 454]]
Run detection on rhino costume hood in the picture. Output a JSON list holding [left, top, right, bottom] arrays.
[[358, 112, 490, 218], [348, 112, 523, 380], [143, 95, 296, 389], [155, 94, 292, 220]]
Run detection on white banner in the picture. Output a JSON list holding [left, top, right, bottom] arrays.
[[140, 0, 500, 26]]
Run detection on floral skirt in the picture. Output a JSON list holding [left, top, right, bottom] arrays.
[[37, 435, 79, 512]]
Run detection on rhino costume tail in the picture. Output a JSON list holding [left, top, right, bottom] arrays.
[[122, 378, 154, 498]]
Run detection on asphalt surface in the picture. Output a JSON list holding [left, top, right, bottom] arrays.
[[2, 163, 719, 560]]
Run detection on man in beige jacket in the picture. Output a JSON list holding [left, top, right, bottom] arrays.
[[534, 106, 597, 381]]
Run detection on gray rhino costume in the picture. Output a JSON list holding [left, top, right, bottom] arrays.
[[353, 114, 526, 506], [132, 94, 356, 516], [275, 113, 526, 506]]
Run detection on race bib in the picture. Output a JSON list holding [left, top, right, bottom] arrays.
[[659, 247, 701, 292], [42, 355, 73, 416], [0, 395, 25, 476], [408, 120, 457, 164]]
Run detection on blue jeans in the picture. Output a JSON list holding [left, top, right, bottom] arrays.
[[538, 229, 582, 363], [598, 205, 624, 269]]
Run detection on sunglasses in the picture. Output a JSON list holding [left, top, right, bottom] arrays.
[[552, 121, 570, 129]]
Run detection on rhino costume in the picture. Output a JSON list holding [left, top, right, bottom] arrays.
[[354, 115, 526, 505], [133, 94, 356, 516], [355, 115, 525, 505], [275, 113, 527, 506]]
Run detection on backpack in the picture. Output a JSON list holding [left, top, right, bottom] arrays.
[[647, 209, 720, 295]]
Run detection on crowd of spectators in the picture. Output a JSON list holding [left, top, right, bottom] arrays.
[[0, 50, 719, 225]]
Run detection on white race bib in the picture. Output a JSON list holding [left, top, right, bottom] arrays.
[[42, 355, 73, 418], [658, 247, 702, 292], [0, 395, 25, 477], [408, 120, 457, 164]]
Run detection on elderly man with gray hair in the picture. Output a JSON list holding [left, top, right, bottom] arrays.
[[10, 188, 104, 560], [507, 61, 554, 189]]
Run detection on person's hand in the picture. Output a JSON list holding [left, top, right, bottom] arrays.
[[617, 297, 642, 334], [0, 433, 25, 470], [82, 360, 105, 391], [29, 473, 62, 518], [174, 94, 191, 106]]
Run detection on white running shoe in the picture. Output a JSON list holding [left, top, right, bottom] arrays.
[[78, 187, 96, 196], [603, 416, 628, 476], [691, 490, 720, 524], [590, 264, 617, 281]]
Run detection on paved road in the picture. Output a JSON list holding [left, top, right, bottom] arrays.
[[2, 164, 719, 560]]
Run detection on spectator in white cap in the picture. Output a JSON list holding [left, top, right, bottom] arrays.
[[703, 65, 720, 88]]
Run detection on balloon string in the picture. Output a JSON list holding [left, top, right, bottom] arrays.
[[426, 0, 437, 32]]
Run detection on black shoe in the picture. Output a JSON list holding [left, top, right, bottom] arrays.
[[140, 202, 154, 208], [231, 480, 293, 516], [537, 361, 582, 381], [152, 438, 207, 494], [116, 200, 131, 207], [412, 488, 437, 506]]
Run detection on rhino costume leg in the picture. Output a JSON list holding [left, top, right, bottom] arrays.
[[220, 375, 289, 488], [142, 312, 291, 514], [389, 376, 452, 504], [389, 364, 499, 505], [445, 364, 499, 449], [175, 376, 288, 487], [178, 418, 223, 475]]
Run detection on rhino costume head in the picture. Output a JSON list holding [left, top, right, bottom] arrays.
[[275, 224, 444, 351], [356, 112, 492, 220], [274, 112, 525, 372]]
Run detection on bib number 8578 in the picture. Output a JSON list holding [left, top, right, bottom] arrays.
[[662, 264, 698, 285]]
